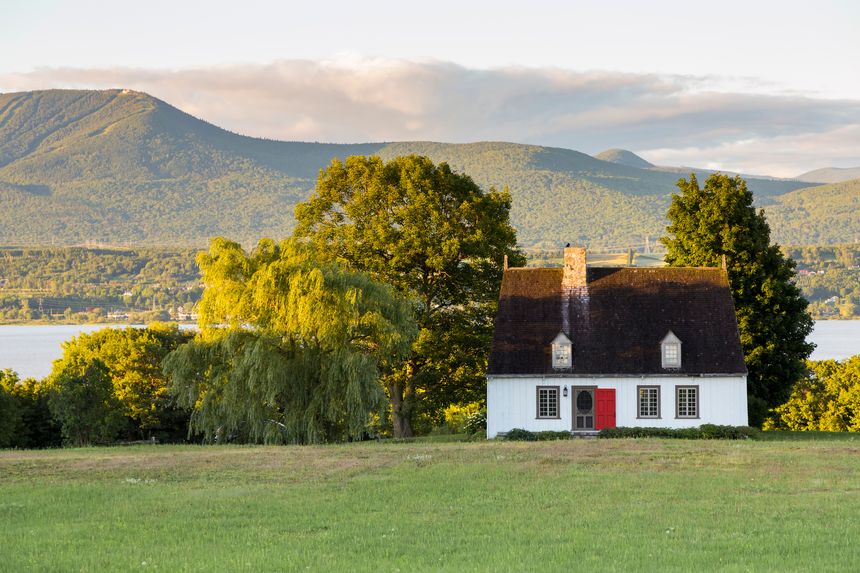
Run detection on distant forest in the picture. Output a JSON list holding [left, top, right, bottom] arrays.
[[1, 243, 857, 323], [0, 247, 200, 323]]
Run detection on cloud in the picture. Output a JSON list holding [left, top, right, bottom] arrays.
[[2, 58, 859, 177]]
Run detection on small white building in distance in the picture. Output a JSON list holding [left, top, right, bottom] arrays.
[[486, 247, 748, 437]]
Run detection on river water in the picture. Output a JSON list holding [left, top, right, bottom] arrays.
[[0, 321, 858, 380]]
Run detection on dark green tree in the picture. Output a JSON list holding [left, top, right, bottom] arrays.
[[0, 370, 62, 448], [294, 155, 523, 437], [163, 238, 416, 444], [661, 173, 814, 425], [46, 354, 125, 446]]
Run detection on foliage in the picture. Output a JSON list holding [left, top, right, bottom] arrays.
[[163, 238, 417, 444], [463, 406, 487, 436], [0, 369, 62, 448], [661, 173, 814, 425], [48, 324, 195, 440], [598, 425, 761, 440], [503, 428, 573, 441], [765, 357, 860, 432], [0, 373, 21, 447], [441, 402, 483, 434], [294, 154, 523, 437], [46, 354, 125, 446]]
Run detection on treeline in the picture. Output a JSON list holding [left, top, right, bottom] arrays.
[[0, 247, 202, 323], [782, 244, 860, 319], [0, 324, 194, 448]]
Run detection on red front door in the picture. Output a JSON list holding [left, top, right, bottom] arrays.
[[595, 388, 616, 430]]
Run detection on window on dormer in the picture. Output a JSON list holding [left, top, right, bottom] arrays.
[[551, 332, 572, 369], [661, 331, 682, 369]]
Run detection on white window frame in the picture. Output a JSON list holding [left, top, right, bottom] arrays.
[[551, 332, 573, 369], [676, 386, 699, 419], [536, 386, 560, 419], [637, 385, 660, 419], [661, 331, 682, 369], [553, 343, 571, 369]]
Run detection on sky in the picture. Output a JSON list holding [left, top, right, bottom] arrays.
[[2, 0, 859, 177]]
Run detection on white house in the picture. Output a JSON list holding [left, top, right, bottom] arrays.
[[486, 247, 748, 437]]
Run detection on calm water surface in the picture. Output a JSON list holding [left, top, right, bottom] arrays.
[[0, 321, 858, 380], [0, 324, 196, 379]]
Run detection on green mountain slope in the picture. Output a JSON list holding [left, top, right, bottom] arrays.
[[0, 89, 831, 248], [794, 167, 860, 184], [764, 179, 860, 244]]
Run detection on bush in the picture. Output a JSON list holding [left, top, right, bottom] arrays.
[[598, 425, 761, 440], [503, 429, 572, 441], [442, 402, 483, 434], [463, 407, 487, 436], [504, 428, 537, 441]]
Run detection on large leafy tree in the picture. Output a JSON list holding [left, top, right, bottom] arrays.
[[46, 324, 194, 440], [661, 173, 814, 425], [46, 354, 125, 446], [294, 155, 523, 437], [163, 238, 416, 444]]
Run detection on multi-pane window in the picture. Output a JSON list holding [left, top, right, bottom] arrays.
[[638, 386, 660, 418], [537, 386, 560, 418], [676, 386, 699, 418], [661, 331, 682, 369], [663, 343, 680, 367], [553, 344, 571, 369]]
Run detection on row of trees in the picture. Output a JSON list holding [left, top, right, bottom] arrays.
[[1, 159, 839, 447], [0, 324, 193, 447]]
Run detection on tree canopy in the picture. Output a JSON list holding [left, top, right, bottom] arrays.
[[43, 324, 194, 444], [766, 358, 860, 432], [163, 238, 416, 444], [294, 154, 523, 436], [661, 173, 814, 425]]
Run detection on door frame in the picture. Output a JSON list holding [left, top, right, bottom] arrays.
[[571, 385, 597, 432]]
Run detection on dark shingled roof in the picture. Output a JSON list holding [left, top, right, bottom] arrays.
[[488, 266, 747, 375]]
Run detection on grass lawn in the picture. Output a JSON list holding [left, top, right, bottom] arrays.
[[1, 438, 858, 572]]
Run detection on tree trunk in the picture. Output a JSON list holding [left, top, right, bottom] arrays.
[[388, 381, 414, 438]]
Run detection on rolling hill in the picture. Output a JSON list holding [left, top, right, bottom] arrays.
[[795, 167, 860, 184], [0, 89, 845, 248], [594, 148, 654, 169]]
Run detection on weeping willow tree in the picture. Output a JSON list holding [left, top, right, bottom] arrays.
[[163, 238, 417, 444]]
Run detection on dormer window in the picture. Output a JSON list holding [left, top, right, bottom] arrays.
[[551, 332, 572, 369], [661, 331, 682, 369]]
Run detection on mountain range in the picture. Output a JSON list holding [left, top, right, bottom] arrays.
[[0, 89, 857, 248]]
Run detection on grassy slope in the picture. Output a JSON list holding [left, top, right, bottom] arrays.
[[0, 89, 821, 248], [1, 439, 858, 572]]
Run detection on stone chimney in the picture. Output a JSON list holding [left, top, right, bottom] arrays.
[[562, 246, 587, 289]]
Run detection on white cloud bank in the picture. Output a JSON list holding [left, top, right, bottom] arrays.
[[2, 58, 859, 177]]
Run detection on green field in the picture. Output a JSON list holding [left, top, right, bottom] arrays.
[[1, 438, 858, 572]]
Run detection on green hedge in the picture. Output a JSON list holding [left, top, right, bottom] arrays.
[[503, 429, 573, 441], [598, 425, 761, 440]]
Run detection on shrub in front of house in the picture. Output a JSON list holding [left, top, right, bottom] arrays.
[[503, 429, 573, 441], [598, 425, 761, 440]]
